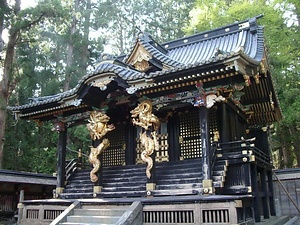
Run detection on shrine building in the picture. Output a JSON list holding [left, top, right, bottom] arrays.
[[8, 15, 282, 225]]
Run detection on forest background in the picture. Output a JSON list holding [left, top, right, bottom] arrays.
[[0, 0, 299, 174]]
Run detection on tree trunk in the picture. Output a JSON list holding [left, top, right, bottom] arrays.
[[0, 0, 20, 169], [63, 0, 79, 91], [277, 147, 284, 169], [281, 145, 290, 168], [291, 127, 300, 167], [79, 0, 91, 75]]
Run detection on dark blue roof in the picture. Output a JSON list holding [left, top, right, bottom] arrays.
[[8, 16, 265, 112]]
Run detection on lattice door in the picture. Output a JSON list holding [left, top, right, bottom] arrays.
[[179, 110, 201, 159], [102, 122, 126, 166], [179, 108, 220, 160]]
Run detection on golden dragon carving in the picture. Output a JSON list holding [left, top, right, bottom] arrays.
[[87, 111, 115, 140], [131, 100, 160, 179], [88, 138, 110, 183], [87, 111, 115, 183]]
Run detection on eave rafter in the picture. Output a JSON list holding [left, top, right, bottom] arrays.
[[133, 65, 237, 95], [24, 104, 90, 121]]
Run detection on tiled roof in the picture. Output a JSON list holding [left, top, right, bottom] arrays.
[[8, 63, 141, 111], [124, 16, 263, 80], [8, 16, 265, 112]]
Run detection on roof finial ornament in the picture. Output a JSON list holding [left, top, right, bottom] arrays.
[[136, 25, 143, 36]]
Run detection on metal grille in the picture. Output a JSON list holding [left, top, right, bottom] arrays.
[[44, 210, 64, 220], [26, 209, 39, 219], [202, 209, 229, 223], [143, 210, 194, 223], [102, 122, 126, 166], [179, 110, 201, 159]]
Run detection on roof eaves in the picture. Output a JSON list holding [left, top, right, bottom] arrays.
[[8, 63, 141, 112]]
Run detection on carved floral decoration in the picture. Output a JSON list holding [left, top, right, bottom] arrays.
[[194, 82, 225, 108]]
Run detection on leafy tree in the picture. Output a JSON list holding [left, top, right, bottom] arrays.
[[92, 0, 193, 54], [0, 0, 103, 172], [0, 0, 67, 169], [185, 0, 300, 168]]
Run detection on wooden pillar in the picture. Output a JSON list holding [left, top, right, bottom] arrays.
[[251, 164, 261, 222], [56, 125, 67, 196], [261, 169, 270, 219], [221, 102, 229, 143], [268, 170, 276, 216], [168, 111, 180, 161], [199, 106, 213, 194], [125, 120, 136, 165]]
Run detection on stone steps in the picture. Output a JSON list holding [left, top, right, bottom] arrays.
[[59, 205, 128, 225]]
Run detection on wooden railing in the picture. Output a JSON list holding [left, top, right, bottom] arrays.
[[65, 158, 78, 181], [18, 198, 253, 225], [218, 138, 271, 164], [18, 201, 70, 225]]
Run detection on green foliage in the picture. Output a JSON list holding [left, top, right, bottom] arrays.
[[67, 125, 91, 160], [185, 0, 300, 168], [3, 118, 57, 174], [92, 0, 193, 54]]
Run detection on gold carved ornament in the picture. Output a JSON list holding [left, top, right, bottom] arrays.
[[87, 111, 115, 183], [130, 100, 160, 179]]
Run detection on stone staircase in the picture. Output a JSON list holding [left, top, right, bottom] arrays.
[[60, 158, 228, 199], [54, 201, 142, 225], [59, 205, 125, 225]]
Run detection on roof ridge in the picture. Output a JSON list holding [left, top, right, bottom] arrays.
[[162, 15, 263, 50]]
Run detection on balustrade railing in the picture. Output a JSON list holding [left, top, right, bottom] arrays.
[[218, 138, 271, 164], [65, 147, 89, 181]]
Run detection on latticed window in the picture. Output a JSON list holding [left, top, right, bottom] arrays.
[[179, 110, 202, 159], [102, 122, 126, 166]]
